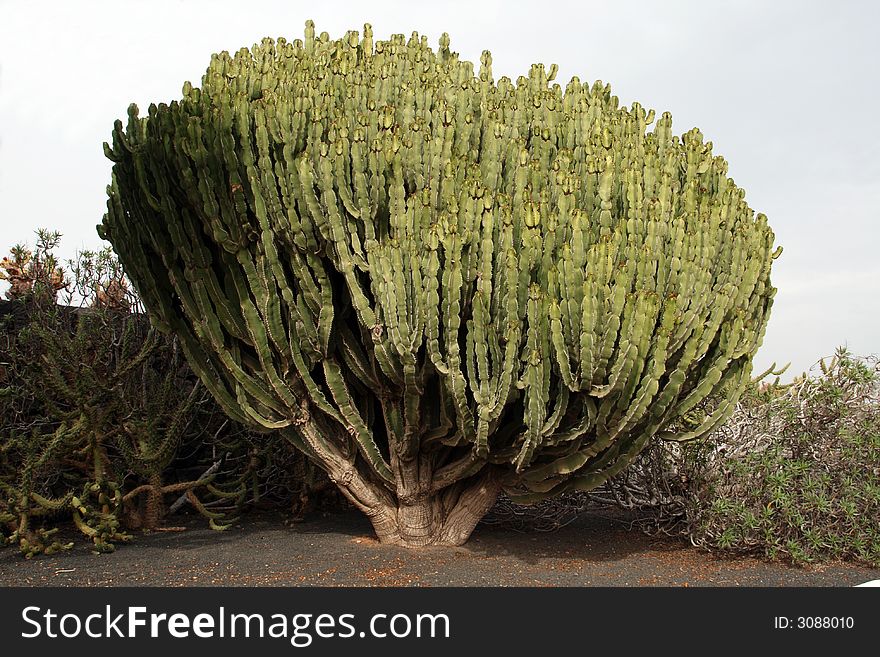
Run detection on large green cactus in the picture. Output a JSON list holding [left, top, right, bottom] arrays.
[[99, 22, 779, 546]]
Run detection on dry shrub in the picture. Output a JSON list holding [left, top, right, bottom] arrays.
[[485, 348, 879, 567]]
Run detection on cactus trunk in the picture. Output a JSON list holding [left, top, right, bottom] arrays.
[[332, 457, 501, 547], [282, 415, 501, 546]]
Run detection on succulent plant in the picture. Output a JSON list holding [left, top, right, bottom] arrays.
[[100, 21, 778, 546]]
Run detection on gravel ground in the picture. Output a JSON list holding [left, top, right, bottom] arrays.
[[2, 511, 878, 587]]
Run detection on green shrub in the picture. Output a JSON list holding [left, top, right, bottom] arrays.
[[687, 349, 879, 566], [484, 349, 879, 567]]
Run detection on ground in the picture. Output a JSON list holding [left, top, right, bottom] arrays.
[[2, 511, 877, 586]]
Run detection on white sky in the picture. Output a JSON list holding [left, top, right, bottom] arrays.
[[1, 0, 878, 379]]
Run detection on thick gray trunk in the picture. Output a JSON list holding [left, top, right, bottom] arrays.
[[352, 467, 502, 547], [288, 422, 502, 547]]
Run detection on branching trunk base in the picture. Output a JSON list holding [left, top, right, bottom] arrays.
[[342, 469, 502, 548]]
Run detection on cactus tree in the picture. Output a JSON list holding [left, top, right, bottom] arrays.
[[99, 22, 779, 546]]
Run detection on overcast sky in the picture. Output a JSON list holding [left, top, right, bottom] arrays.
[[1, 0, 877, 379]]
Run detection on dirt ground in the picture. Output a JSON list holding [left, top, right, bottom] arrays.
[[2, 510, 878, 587]]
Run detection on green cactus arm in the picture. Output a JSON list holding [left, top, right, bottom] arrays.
[[321, 359, 393, 483]]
